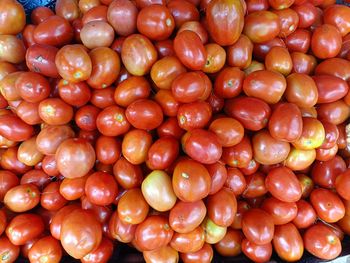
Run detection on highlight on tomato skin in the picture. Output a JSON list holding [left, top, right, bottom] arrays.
[[0, 0, 350, 262]]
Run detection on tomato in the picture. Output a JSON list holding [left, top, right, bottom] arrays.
[[177, 101, 212, 131], [311, 24, 342, 59], [134, 215, 173, 251], [297, 173, 314, 198], [81, 237, 113, 263], [304, 224, 341, 260], [80, 21, 115, 49], [0, 36, 25, 65], [292, 3, 317, 28], [225, 97, 271, 131], [170, 226, 205, 253], [315, 58, 350, 82], [310, 188, 345, 223], [107, 0, 137, 36], [226, 35, 253, 69], [284, 147, 316, 171], [0, 113, 34, 142], [6, 213, 44, 246], [55, 0, 80, 22], [223, 167, 245, 196], [291, 52, 317, 74], [286, 73, 318, 108], [28, 235, 62, 263], [201, 217, 227, 244], [122, 129, 152, 165], [266, 167, 302, 203], [273, 223, 303, 262], [182, 129, 222, 164], [206, 0, 244, 46], [293, 199, 317, 229], [268, 103, 302, 143], [108, 210, 136, 243], [147, 137, 179, 170], [85, 172, 118, 206], [178, 21, 208, 44], [56, 138, 96, 179], [95, 136, 121, 165], [335, 170, 350, 200], [0, 0, 25, 35], [113, 157, 143, 189], [244, 11, 280, 43], [242, 208, 274, 245], [26, 44, 60, 78], [172, 159, 211, 202], [252, 130, 290, 165], [121, 34, 157, 76], [34, 16, 73, 47], [143, 245, 179, 263], [0, 171, 19, 202], [167, 0, 199, 28], [242, 238, 272, 263], [285, 29, 311, 53], [222, 136, 253, 169], [262, 197, 297, 226], [323, 5, 350, 36], [114, 78, 150, 109], [59, 175, 87, 200], [169, 200, 206, 234], [61, 209, 102, 259], [317, 100, 350, 125], [0, 236, 20, 263], [292, 117, 325, 150], [180, 243, 213, 263], [313, 75, 349, 104], [36, 125, 74, 155], [4, 183, 40, 213], [118, 188, 149, 224], [253, 37, 286, 61], [39, 181, 67, 211], [87, 47, 120, 89]]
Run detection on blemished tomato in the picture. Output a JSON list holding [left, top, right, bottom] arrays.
[[108, 210, 137, 243], [242, 208, 275, 245], [310, 188, 345, 223], [304, 224, 341, 260], [0, 236, 20, 263], [273, 223, 304, 262], [4, 184, 40, 213], [60, 209, 102, 259], [201, 217, 227, 244], [172, 159, 211, 202]]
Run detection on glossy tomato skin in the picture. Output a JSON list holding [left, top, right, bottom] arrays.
[[16, 72, 51, 103], [34, 15, 73, 47], [143, 245, 179, 263], [122, 129, 152, 165], [0, 114, 34, 142], [265, 166, 302, 202], [95, 136, 121, 165], [174, 30, 206, 70], [0, 235, 20, 263], [170, 226, 205, 253], [0, 0, 26, 35], [286, 73, 318, 108], [285, 28, 311, 53], [304, 224, 341, 260], [242, 208, 274, 245], [317, 100, 350, 125], [61, 209, 102, 259], [28, 235, 62, 263], [227, 35, 253, 69], [261, 197, 297, 225], [335, 170, 350, 200], [214, 67, 244, 99], [311, 24, 342, 59], [293, 199, 317, 229], [273, 223, 303, 262], [6, 213, 44, 246], [85, 172, 118, 206], [182, 129, 222, 164], [108, 210, 136, 243], [222, 136, 253, 169], [310, 188, 345, 223], [243, 70, 286, 104], [225, 97, 271, 131], [167, 0, 199, 28], [206, 0, 244, 46], [40, 181, 67, 211], [81, 237, 113, 263], [242, 238, 272, 263], [121, 34, 158, 76], [134, 215, 173, 251], [177, 101, 212, 131], [172, 159, 211, 202], [169, 200, 206, 233], [4, 184, 40, 213], [209, 118, 244, 148], [113, 157, 143, 189], [313, 75, 349, 104], [244, 11, 280, 43], [96, 105, 130, 136], [107, 0, 138, 36], [146, 137, 179, 170]]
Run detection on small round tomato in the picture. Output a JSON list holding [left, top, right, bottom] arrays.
[[85, 172, 118, 206], [95, 136, 121, 165], [177, 101, 212, 131], [113, 157, 143, 189], [214, 67, 244, 99], [0, 0, 26, 35], [222, 136, 253, 169], [209, 117, 244, 147], [170, 226, 205, 253], [242, 238, 272, 263], [4, 184, 40, 213], [28, 236, 62, 263], [107, 0, 138, 36], [227, 35, 253, 69], [285, 28, 311, 53], [122, 129, 152, 165], [311, 24, 342, 59], [80, 21, 115, 49], [96, 105, 130, 136], [40, 181, 67, 211], [242, 208, 274, 245], [0, 35, 26, 64], [202, 43, 226, 73], [262, 197, 297, 225], [59, 175, 88, 201], [310, 188, 345, 223], [304, 224, 341, 260], [146, 137, 179, 170]]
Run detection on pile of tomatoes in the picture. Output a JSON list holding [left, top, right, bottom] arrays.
[[0, 0, 350, 262]]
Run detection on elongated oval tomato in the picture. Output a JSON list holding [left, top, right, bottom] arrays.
[[206, 0, 244, 46]]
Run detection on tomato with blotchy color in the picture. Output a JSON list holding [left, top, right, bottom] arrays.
[[273, 223, 303, 262], [292, 117, 325, 150], [284, 147, 316, 171], [242, 208, 274, 245], [0, 235, 20, 263], [304, 224, 341, 260], [121, 34, 158, 76], [4, 184, 40, 213], [122, 129, 152, 165], [134, 215, 174, 251], [172, 159, 211, 202], [201, 217, 227, 244], [310, 188, 345, 223], [60, 209, 102, 259]]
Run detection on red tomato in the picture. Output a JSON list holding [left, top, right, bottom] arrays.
[[261, 197, 298, 225], [242, 238, 272, 263]]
